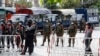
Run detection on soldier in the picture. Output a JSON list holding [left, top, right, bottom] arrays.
[[5, 22, 14, 51], [79, 16, 85, 33], [21, 20, 37, 55], [41, 19, 52, 46], [67, 22, 77, 47], [55, 22, 64, 47], [16, 22, 25, 51]]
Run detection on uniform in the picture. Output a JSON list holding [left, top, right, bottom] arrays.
[[21, 20, 36, 55], [32, 21, 37, 46], [16, 23, 25, 49], [0, 23, 5, 48], [41, 20, 51, 46], [79, 19, 85, 33], [5, 23, 14, 50], [67, 22, 77, 47], [55, 23, 64, 47]]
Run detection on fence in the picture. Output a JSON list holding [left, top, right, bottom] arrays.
[[48, 35, 100, 56], [0, 35, 20, 53]]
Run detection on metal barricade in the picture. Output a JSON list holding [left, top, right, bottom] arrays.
[[0, 35, 20, 56], [48, 36, 100, 56]]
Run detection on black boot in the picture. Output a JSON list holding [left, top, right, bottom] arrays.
[[20, 52, 25, 55], [61, 39, 64, 47], [41, 43, 44, 46], [68, 44, 71, 47]]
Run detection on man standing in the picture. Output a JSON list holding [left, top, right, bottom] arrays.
[[84, 23, 93, 56], [55, 22, 64, 47], [16, 22, 25, 51], [67, 22, 77, 47], [0, 22, 5, 48], [41, 19, 52, 46], [21, 20, 37, 56], [5, 22, 14, 51]]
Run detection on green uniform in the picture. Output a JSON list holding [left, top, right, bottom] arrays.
[[55, 24, 64, 47], [68, 23, 77, 47], [41, 22, 51, 46]]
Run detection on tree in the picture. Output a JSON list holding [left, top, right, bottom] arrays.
[[60, 0, 80, 8], [39, 0, 81, 9], [39, 0, 61, 9]]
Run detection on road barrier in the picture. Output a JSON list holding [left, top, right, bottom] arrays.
[[48, 36, 100, 56]]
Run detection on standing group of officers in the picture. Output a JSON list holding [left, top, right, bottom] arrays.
[[0, 18, 87, 56]]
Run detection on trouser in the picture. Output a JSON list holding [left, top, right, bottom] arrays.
[[85, 39, 93, 56], [20, 34, 24, 48], [0, 36, 5, 48], [33, 35, 37, 45], [23, 35, 34, 54], [6, 36, 14, 49], [68, 37, 75, 47], [42, 33, 50, 45], [15, 36, 21, 48], [56, 36, 63, 46]]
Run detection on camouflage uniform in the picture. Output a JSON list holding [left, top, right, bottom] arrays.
[[41, 20, 51, 46], [67, 22, 77, 47], [55, 23, 64, 47], [79, 19, 85, 33]]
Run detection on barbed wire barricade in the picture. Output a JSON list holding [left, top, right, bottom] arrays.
[[48, 36, 100, 56]]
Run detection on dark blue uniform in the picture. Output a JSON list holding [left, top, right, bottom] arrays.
[[21, 24, 36, 55]]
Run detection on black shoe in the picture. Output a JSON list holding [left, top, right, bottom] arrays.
[[56, 45, 58, 47], [41, 44, 44, 46], [20, 52, 25, 55], [29, 53, 32, 56], [0, 51, 1, 53], [7, 45, 10, 48], [68, 45, 71, 47]]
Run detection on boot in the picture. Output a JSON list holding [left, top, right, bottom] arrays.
[[41, 43, 44, 46], [68, 44, 71, 47], [20, 52, 25, 55], [72, 44, 74, 47], [61, 39, 64, 47]]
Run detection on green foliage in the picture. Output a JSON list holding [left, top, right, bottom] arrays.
[[61, 0, 80, 8], [39, 0, 81, 9]]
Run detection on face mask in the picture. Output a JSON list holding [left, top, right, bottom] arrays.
[[19, 23, 22, 25], [46, 20, 48, 22]]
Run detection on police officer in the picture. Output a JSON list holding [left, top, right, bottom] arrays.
[[32, 20, 37, 46], [16, 22, 25, 50], [41, 19, 52, 46], [79, 17, 85, 33], [67, 22, 77, 47], [0, 22, 5, 53], [0, 22, 5, 48], [5, 22, 14, 51], [21, 20, 36, 55], [55, 22, 64, 47]]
